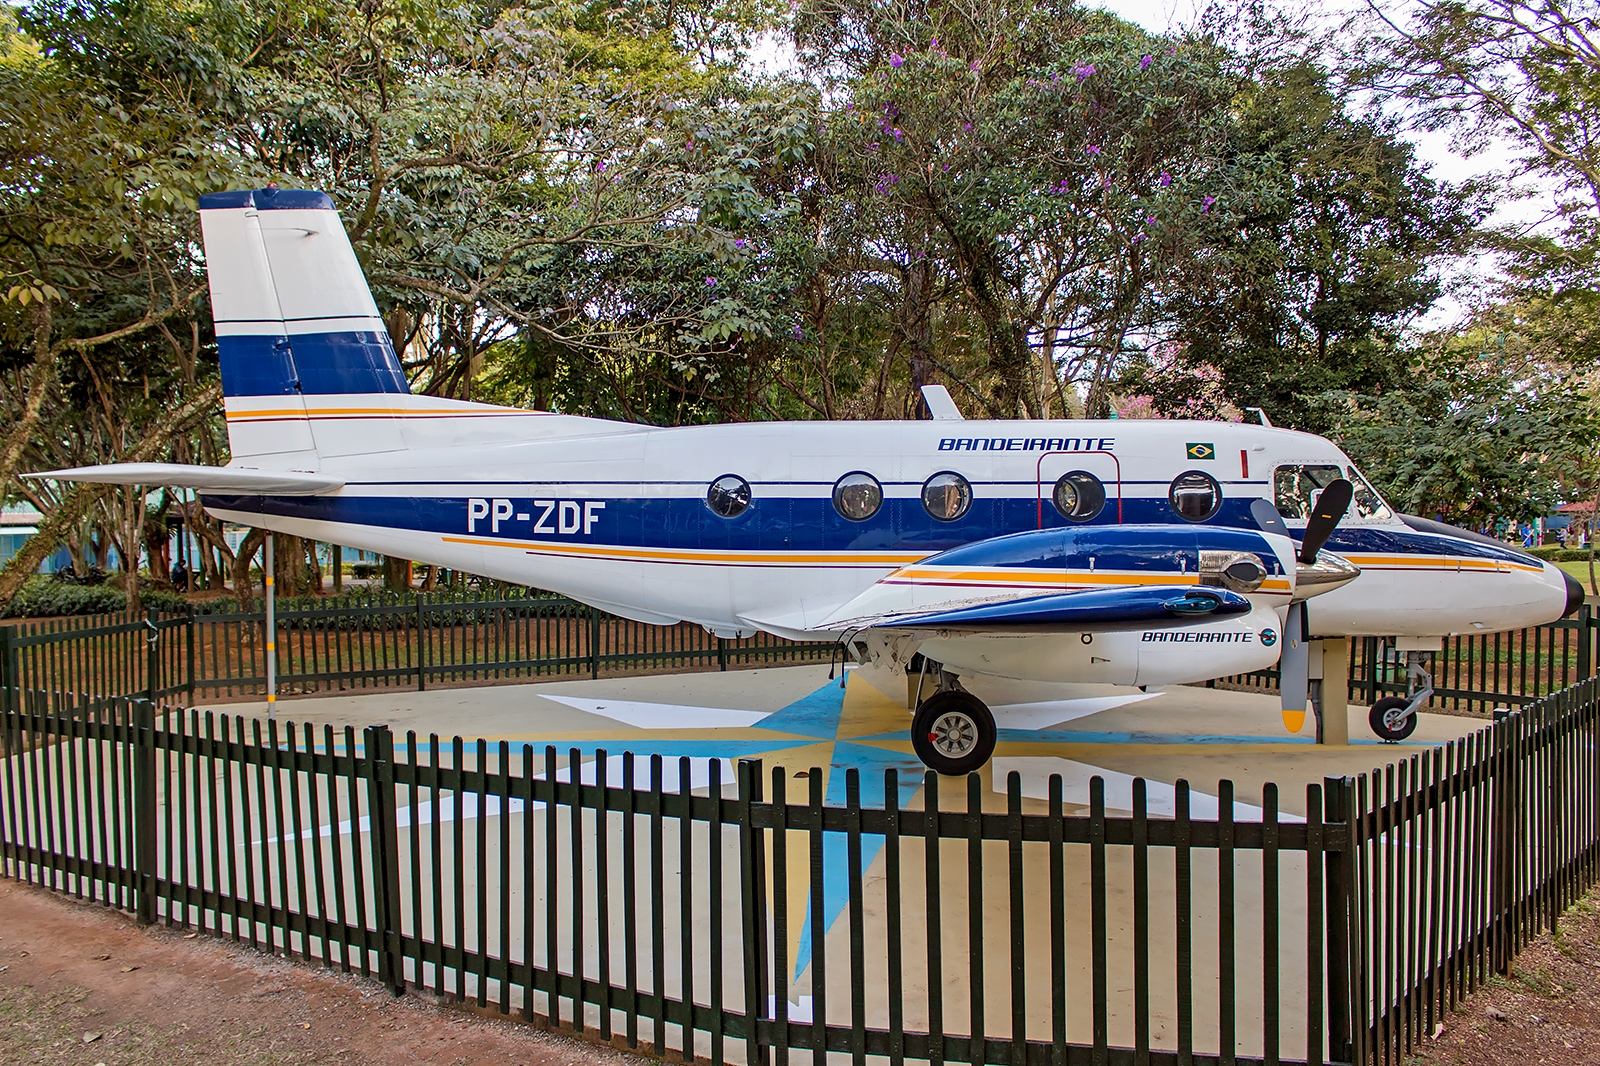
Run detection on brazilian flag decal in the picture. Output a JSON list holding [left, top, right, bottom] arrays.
[[1186, 442, 1216, 460]]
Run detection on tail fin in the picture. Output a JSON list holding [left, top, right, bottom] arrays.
[[198, 188, 408, 464]]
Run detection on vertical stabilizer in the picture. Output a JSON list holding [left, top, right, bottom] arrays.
[[198, 188, 409, 464]]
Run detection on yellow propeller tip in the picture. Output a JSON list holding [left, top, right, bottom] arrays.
[[1282, 710, 1306, 733]]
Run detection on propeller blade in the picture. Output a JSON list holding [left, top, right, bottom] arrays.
[[1250, 498, 1290, 538], [1279, 602, 1310, 716], [1298, 478, 1353, 565]]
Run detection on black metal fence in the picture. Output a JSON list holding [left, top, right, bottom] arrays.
[[1218, 605, 1599, 715], [5, 677, 1600, 1065], [0, 591, 831, 710]]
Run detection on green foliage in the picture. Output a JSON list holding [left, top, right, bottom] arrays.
[[1526, 546, 1591, 562], [1120, 57, 1482, 434], [6, 0, 1579, 598], [1357, 0, 1600, 299], [0, 576, 188, 618], [1327, 347, 1599, 528]]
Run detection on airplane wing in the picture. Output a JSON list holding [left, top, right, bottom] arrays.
[[870, 586, 1251, 628], [27, 463, 344, 496], [829, 585, 1252, 632]]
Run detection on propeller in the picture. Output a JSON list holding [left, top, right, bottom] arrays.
[[1298, 478, 1353, 564], [1276, 478, 1354, 736]]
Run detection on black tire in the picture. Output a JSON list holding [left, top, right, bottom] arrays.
[[1369, 696, 1418, 742], [911, 690, 997, 776]]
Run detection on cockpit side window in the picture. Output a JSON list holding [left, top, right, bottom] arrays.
[[1274, 463, 1394, 521], [1274, 465, 1343, 520], [1344, 466, 1393, 521]]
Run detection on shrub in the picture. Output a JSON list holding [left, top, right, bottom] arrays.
[[1526, 546, 1592, 562], [1, 578, 129, 618], [0, 577, 198, 619]]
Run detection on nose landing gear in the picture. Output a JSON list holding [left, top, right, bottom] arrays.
[[1369, 649, 1433, 742], [908, 661, 997, 776]]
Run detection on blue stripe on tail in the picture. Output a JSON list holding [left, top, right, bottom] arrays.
[[218, 333, 409, 397]]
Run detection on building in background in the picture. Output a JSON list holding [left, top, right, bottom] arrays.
[[0, 505, 70, 573]]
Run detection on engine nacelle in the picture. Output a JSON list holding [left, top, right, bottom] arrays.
[[908, 604, 1284, 687]]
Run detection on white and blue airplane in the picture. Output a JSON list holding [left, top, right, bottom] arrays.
[[36, 188, 1584, 774]]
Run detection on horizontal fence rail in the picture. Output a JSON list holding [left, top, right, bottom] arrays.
[[0, 592, 832, 710]]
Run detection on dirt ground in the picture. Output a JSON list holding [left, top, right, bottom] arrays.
[[10, 872, 1600, 1066], [1415, 881, 1600, 1066], [0, 878, 648, 1066]]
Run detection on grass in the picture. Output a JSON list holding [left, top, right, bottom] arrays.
[[1555, 561, 1600, 597]]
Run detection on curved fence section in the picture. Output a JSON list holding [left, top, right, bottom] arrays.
[[3, 678, 1600, 1066]]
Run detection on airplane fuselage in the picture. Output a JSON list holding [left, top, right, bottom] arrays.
[[200, 401, 1576, 646]]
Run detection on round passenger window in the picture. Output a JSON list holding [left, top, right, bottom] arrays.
[[1052, 471, 1106, 522], [833, 472, 883, 522], [1169, 470, 1221, 522], [921, 471, 972, 522], [706, 474, 752, 519]]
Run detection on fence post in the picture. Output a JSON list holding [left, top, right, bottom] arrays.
[[590, 608, 601, 680], [186, 604, 196, 706], [1323, 776, 1356, 1066], [718, 636, 728, 672], [0, 625, 15, 706], [134, 697, 157, 925], [363, 724, 406, 996], [737, 759, 770, 1064], [1490, 714, 1512, 974], [415, 596, 427, 692], [145, 608, 159, 708], [140, 611, 163, 921], [1580, 603, 1593, 681]]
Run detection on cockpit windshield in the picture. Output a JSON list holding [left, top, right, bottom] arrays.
[[1275, 463, 1392, 521]]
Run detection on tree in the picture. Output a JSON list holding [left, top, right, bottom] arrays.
[[1121, 57, 1482, 434], [1328, 333, 1599, 528], [1357, 0, 1600, 297]]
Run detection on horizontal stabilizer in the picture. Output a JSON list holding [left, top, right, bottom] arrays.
[[874, 586, 1252, 629], [28, 463, 344, 496]]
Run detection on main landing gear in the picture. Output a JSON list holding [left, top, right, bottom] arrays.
[[1369, 650, 1434, 743], [908, 657, 997, 776]]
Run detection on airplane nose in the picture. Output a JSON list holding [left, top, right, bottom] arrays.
[[1562, 568, 1586, 617]]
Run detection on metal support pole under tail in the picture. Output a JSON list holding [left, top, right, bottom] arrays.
[[265, 533, 276, 721]]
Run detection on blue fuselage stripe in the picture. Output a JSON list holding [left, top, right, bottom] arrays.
[[200, 491, 1530, 565]]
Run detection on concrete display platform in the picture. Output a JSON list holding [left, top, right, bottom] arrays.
[[216, 665, 1480, 819]]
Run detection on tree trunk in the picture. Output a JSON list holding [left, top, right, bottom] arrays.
[[0, 302, 58, 505], [384, 556, 413, 591], [306, 541, 323, 594], [117, 484, 145, 615], [230, 528, 266, 610], [275, 533, 311, 597], [144, 516, 173, 592]]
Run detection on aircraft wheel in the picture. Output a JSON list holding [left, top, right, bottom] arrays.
[[911, 690, 997, 776], [1369, 696, 1418, 742]]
